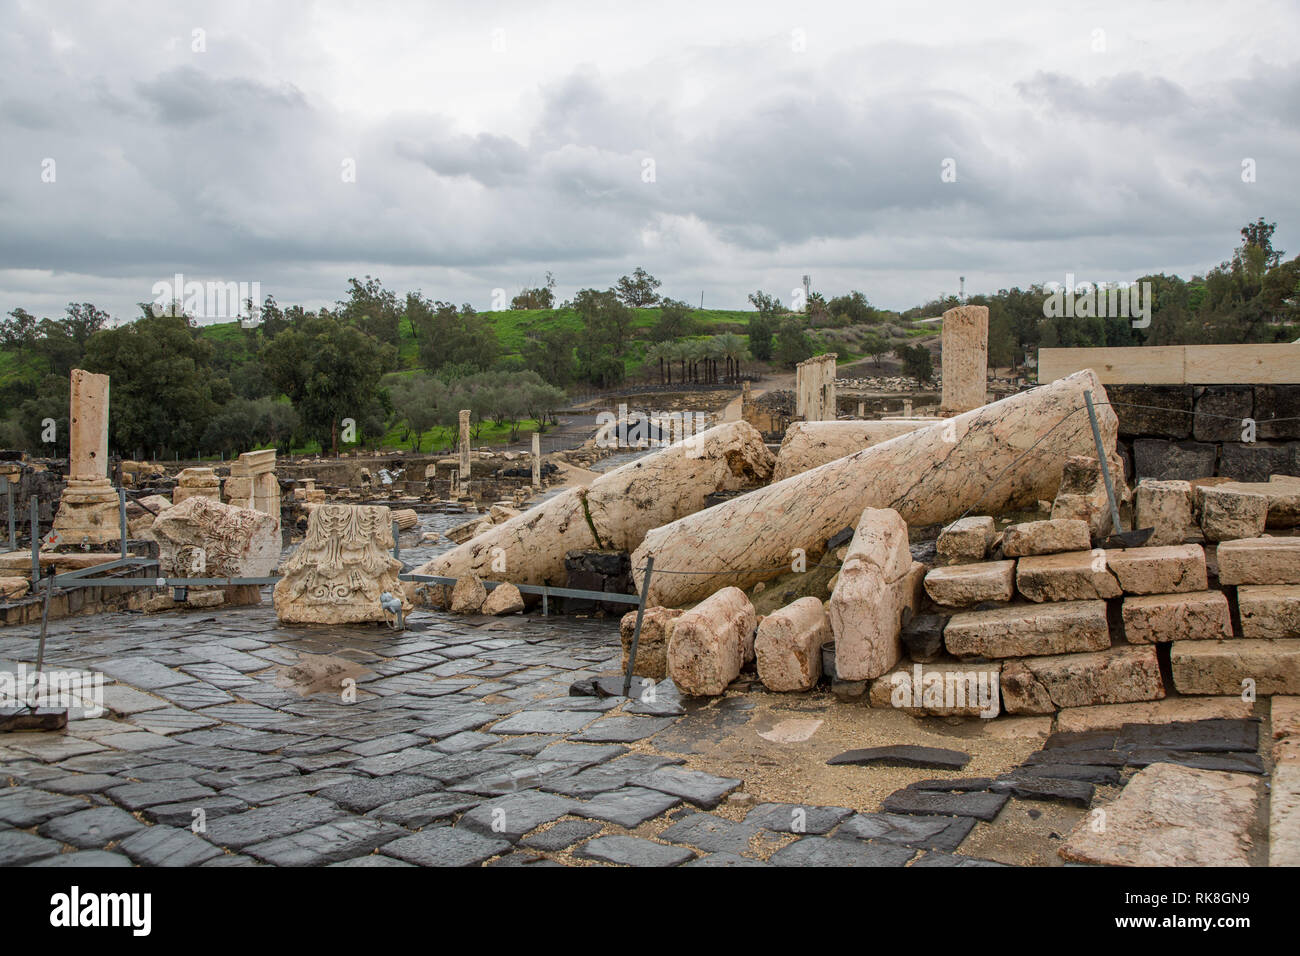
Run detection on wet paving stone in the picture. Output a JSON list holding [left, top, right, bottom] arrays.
[[458, 791, 577, 842], [145, 795, 249, 827], [910, 850, 1007, 867], [571, 715, 675, 743], [223, 772, 356, 805], [318, 774, 444, 813], [1116, 719, 1259, 754], [0, 788, 91, 827], [659, 812, 765, 854], [414, 751, 517, 785], [537, 742, 627, 766], [245, 817, 406, 866], [1022, 748, 1127, 768], [488, 711, 595, 735], [39, 773, 124, 795], [835, 812, 976, 852], [744, 802, 855, 835], [330, 854, 415, 867], [348, 749, 442, 777], [432, 731, 497, 753], [118, 825, 225, 866], [633, 766, 742, 808], [383, 827, 512, 867], [28, 849, 133, 867], [1013, 763, 1121, 786], [0, 829, 63, 866], [571, 786, 682, 827], [827, 745, 971, 770], [203, 797, 346, 850], [991, 775, 1096, 807], [576, 834, 696, 867], [520, 819, 603, 852], [880, 789, 1009, 821], [770, 835, 916, 867], [684, 851, 770, 867], [40, 806, 146, 848], [1123, 749, 1265, 774], [369, 792, 481, 829]]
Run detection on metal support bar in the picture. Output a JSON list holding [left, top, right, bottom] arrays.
[[622, 555, 654, 697], [5, 480, 14, 552], [28, 571, 54, 708], [1084, 390, 1124, 534], [400, 574, 643, 605], [392, 520, 400, 559], [119, 488, 128, 559], [30, 497, 39, 584], [50, 555, 157, 585]]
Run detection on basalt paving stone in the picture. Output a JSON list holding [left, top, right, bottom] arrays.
[[571, 715, 676, 743], [161, 745, 282, 772], [197, 702, 294, 729], [827, 745, 971, 770], [171, 728, 300, 753], [316, 774, 445, 814], [39, 773, 124, 795], [659, 812, 765, 855], [521, 819, 604, 852], [413, 751, 517, 785], [770, 836, 916, 867], [835, 813, 976, 852], [281, 736, 358, 757], [28, 849, 134, 867], [487, 851, 566, 867], [910, 851, 1008, 867], [906, 778, 997, 793], [1013, 763, 1122, 786], [421, 711, 497, 739], [223, 772, 356, 805], [1022, 748, 1127, 768], [0, 789, 91, 826], [177, 662, 259, 687], [684, 851, 771, 867], [451, 760, 580, 797], [346, 749, 443, 777], [1043, 731, 1118, 751], [529, 696, 622, 712], [489, 735, 563, 756], [1116, 719, 1260, 754], [107, 779, 218, 811], [370, 792, 481, 829], [59, 752, 164, 775], [571, 786, 682, 827], [881, 789, 1009, 821], [151, 683, 236, 709], [95, 731, 183, 752], [1124, 749, 1265, 774], [0, 829, 63, 866], [129, 708, 222, 736], [100, 685, 171, 716], [130, 762, 210, 782], [118, 825, 225, 866], [383, 827, 512, 867], [431, 731, 497, 754], [9, 735, 107, 762], [246, 817, 406, 866], [991, 775, 1096, 807], [429, 661, 488, 678], [537, 742, 627, 766], [329, 855, 415, 867], [576, 834, 696, 867], [542, 766, 645, 799], [342, 732, 427, 757], [488, 711, 595, 736], [633, 767, 743, 809], [458, 791, 578, 843], [95, 659, 196, 690], [145, 796, 249, 827], [744, 802, 855, 835], [286, 753, 363, 773], [201, 797, 345, 850], [652, 697, 757, 755]]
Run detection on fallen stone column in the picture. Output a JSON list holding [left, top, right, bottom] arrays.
[[414, 421, 773, 591], [771, 419, 933, 481], [666, 586, 757, 696], [755, 596, 830, 691], [827, 508, 916, 680], [633, 369, 1116, 607]]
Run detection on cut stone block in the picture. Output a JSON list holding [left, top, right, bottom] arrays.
[[480, 582, 524, 616], [1170, 639, 1300, 696], [754, 596, 830, 692], [1132, 438, 1217, 483], [868, 660, 1002, 718], [1201, 487, 1269, 542], [1135, 479, 1193, 547], [1104, 544, 1207, 594], [1207, 481, 1300, 529], [1059, 763, 1257, 866], [450, 574, 487, 614], [944, 600, 1109, 659], [1001, 519, 1091, 557], [1001, 645, 1164, 714], [923, 560, 1015, 607], [900, 614, 946, 663], [1193, 385, 1254, 443], [1051, 453, 1130, 539], [1272, 758, 1300, 867], [1217, 537, 1300, 585], [1121, 591, 1233, 643], [1237, 586, 1300, 639], [620, 606, 684, 680], [1015, 550, 1121, 602], [666, 587, 756, 696], [936, 516, 995, 564]]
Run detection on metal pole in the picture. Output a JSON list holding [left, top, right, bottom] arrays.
[[28, 571, 54, 708], [6, 480, 14, 552], [622, 555, 655, 697], [392, 520, 400, 559], [1084, 390, 1124, 535], [30, 497, 40, 585]]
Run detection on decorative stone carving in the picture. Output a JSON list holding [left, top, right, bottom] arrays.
[[151, 496, 280, 578], [274, 504, 410, 624]]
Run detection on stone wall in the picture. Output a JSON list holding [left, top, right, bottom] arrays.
[[1108, 384, 1300, 482]]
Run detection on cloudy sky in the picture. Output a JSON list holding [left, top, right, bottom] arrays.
[[2, 0, 1297, 323]]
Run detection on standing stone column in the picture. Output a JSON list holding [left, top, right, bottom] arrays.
[[458, 409, 471, 491], [940, 305, 989, 415], [531, 432, 541, 488], [856, 401, 865, 418], [50, 369, 120, 547], [796, 354, 837, 421]]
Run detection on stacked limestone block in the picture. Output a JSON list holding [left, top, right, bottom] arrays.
[[223, 449, 281, 531], [173, 467, 221, 506]]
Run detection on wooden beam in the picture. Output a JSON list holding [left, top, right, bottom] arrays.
[[1038, 344, 1300, 385]]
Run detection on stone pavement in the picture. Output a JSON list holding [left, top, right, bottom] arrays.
[[0, 602, 1275, 866]]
